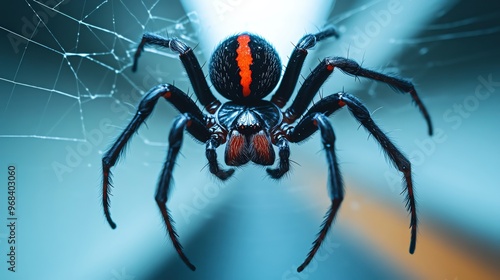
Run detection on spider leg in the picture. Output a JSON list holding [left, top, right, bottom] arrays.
[[133, 33, 221, 113], [156, 113, 201, 271], [307, 92, 418, 255], [271, 26, 339, 108], [266, 137, 291, 178], [102, 84, 209, 229], [283, 57, 433, 136], [206, 137, 235, 180], [288, 113, 343, 272]]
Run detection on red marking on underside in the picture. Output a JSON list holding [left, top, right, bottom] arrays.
[[236, 35, 253, 97], [163, 91, 172, 98], [326, 64, 334, 71], [252, 132, 273, 163], [338, 100, 346, 107], [227, 132, 245, 162]]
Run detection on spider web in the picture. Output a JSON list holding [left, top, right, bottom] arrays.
[[0, 0, 200, 143]]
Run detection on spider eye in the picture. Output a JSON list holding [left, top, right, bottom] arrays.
[[209, 33, 281, 102]]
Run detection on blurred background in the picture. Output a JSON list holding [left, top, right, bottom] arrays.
[[0, 0, 499, 279]]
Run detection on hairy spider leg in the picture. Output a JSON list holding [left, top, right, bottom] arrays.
[[133, 33, 222, 113], [271, 26, 339, 108], [266, 137, 291, 178], [288, 113, 344, 272], [102, 84, 209, 229], [292, 92, 418, 272], [156, 113, 206, 271], [309, 92, 417, 253], [206, 137, 235, 180], [283, 57, 433, 136]]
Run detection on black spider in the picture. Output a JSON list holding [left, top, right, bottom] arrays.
[[101, 27, 433, 272]]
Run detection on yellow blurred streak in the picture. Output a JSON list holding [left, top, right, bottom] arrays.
[[306, 178, 499, 280]]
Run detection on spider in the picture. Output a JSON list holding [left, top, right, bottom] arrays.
[[101, 26, 433, 272]]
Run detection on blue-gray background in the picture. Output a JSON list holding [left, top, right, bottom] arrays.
[[0, 0, 499, 279]]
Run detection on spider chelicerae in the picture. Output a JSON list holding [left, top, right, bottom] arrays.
[[101, 26, 432, 272]]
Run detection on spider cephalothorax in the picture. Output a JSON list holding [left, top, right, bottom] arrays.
[[102, 27, 433, 272]]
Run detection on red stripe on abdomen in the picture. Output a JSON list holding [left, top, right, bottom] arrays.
[[236, 35, 253, 97]]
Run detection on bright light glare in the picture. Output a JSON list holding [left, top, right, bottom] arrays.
[[181, 0, 334, 56]]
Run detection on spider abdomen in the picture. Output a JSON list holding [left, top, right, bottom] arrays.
[[209, 33, 282, 102]]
